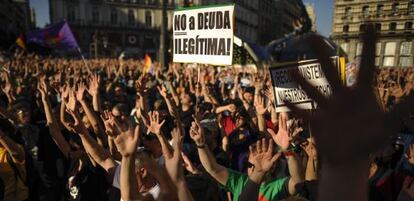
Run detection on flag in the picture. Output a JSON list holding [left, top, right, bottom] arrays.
[[143, 54, 154, 75], [15, 34, 26, 50], [27, 21, 79, 50]]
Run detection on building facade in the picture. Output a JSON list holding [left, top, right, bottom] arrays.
[[0, 0, 33, 49], [332, 0, 414, 68], [49, 0, 183, 58], [197, 0, 259, 43], [306, 3, 316, 32], [197, 0, 309, 45]]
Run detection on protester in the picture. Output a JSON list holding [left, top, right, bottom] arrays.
[[0, 23, 414, 201]]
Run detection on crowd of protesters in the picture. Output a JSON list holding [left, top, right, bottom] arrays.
[[1, 31, 414, 201]]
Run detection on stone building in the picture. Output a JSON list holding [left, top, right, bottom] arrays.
[[49, 0, 182, 58], [0, 0, 33, 49], [332, 0, 414, 67], [306, 3, 316, 32]]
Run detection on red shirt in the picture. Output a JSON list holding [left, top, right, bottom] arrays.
[[221, 116, 236, 136]]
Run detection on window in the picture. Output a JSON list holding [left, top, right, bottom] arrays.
[[376, 42, 382, 56], [92, 7, 99, 23], [392, 3, 399, 15], [345, 7, 352, 18], [400, 42, 412, 55], [384, 42, 397, 67], [399, 42, 412, 67], [385, 42, 396, 55], [356, 42, 363, 56], [375, 23, 381, 31], [377, 4, 384, 16], [111, 9, 118, 24], [405, 22, 413, 30], [340, 43, 349, 53], [128, 10, 135, 25], [343, 25, 349, 32], [145, 11, 152, 27], [409, 1, 414, 14], [375, 45, 381, 65], [68, 6, 75, 21], [362, 5, 369, 17], [389, 23, 397, 31]]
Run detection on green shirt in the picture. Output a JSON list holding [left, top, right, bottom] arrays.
[[224, 168, 289, 201]]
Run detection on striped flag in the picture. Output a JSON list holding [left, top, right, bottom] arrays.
[[15, 34, 26, 50]]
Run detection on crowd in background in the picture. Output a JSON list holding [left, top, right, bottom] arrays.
[[0, 41, 414, 201]]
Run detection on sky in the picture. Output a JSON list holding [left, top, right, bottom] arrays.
[[30, 0, 333, 37], [304, 0, 334, 37]]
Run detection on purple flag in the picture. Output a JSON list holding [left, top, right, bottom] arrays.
[[27, 21, 79, 50]]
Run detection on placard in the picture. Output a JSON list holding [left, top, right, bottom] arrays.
[[173, 5, 235, 65]]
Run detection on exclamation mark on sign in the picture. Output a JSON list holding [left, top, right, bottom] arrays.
[[226, 38, 231, 55]]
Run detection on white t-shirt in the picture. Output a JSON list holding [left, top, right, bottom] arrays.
[[113, 165, 161, 201]]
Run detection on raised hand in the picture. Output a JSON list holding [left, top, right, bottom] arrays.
[[181, 152, 200, 174], [60, 84, 70, 103], [1, 73, 13, 95], [144, 111, 165, 135], [37, 78, 48, 100], [164, 127, 184, 182], [255, 96, 268, 115], [76, 82, 86, 101], [301, 138, 317, 159], [136, 75, 147, 95], [113, 125, 141, 157], [157, 84, 168, 98], [66, 87, 78, 112], [264, 88, 275, 105], [267, 113, 291, 150], [66, 109, 87, 134], [285, 24, 414, 164], [189, 114, 205, 146], [249, 138, 281, 174], [87, 73, 100, 96]]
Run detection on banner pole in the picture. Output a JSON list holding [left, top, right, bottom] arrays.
[[77, 48, 92, 74]]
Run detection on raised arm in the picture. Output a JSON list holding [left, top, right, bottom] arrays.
[[189, 115, 228, 185], [76, 82, 107, 147], [87, 73, 102, 112], [38, 78, 71, 159], [0, 129, 25, 163], [60, 85, 73, 131], [67, 105, 117, 174], [301, 138, 318, 181], [239, 139, 281, 201], [163, 124, 194, 201], [254, 96, 268, 132], [112, 124, 146, 201], [268, 113, 304, 195]]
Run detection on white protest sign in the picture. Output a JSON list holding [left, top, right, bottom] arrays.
[[270, 58, 339, 112], [173, 5, 235, 65]]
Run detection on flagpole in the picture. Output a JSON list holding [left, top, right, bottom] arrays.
[[77, 48, 92, 74]]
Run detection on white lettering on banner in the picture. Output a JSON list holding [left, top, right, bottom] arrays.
[[173, 5, 234, 65], [270, 59, 338, 112]]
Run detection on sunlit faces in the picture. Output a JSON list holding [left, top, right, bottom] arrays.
[[114, 86, 124, 97], [243, 91, 254, 104], [180, 93, 193, 106]]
